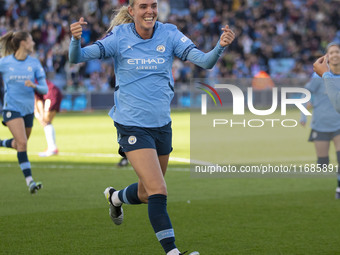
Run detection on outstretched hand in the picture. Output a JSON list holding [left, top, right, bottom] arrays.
[[70, 17, 88, 40], [313, 54, 330, 77], [219, 25, 235, 47]]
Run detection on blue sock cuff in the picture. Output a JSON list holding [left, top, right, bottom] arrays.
[[118, 183, 142, 204], [118, 190, 123, 202], [148, 194, 167, 203], [17, 151, 32, 178], [1, 138, 13, 148]]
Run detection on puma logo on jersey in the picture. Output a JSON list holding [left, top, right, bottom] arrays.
[[181, 36, 188, 43]]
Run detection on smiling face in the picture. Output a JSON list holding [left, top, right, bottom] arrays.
[[327, 45, 340, 67], [128, 0, 158, 38]]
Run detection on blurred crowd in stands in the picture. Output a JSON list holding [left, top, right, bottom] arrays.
[[1, 0, 340, 92]]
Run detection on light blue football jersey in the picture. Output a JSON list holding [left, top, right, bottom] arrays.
[[304, 72, 340, 132], [94, 22, 196, 127], [0, 55, 46, 115], [323, 71, 340, 114]]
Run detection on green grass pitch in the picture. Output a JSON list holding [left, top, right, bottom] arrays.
[[0, 110, 339, 254]]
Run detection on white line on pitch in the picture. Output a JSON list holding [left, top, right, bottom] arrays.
[[0, 162, 189, 172], [0, 151, 314, 164], [0, 150, 191, 163]]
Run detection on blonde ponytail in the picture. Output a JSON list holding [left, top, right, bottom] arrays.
[[0, 31, 15, 57], [107, 4, 134, 33], [0, 31, 29, 57]]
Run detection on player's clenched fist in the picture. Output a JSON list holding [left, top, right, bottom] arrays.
[[70, 17, 88, 40], [219, 25, 235, 47], [313, 55, 330, 77], [24, 80, 36, 89]]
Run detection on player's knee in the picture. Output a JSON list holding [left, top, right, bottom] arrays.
[[159, 184, 168, 196], [138, 185, 167, 202], [43, 118, 52, 125], [149, 183, 168, 197], [15, 140, 27, 150], [138, 190, 149, 203]]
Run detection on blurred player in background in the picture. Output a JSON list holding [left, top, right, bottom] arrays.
[[34, 79, 62, 157], [0, 31, 48, 194], [311, 42, 340, 199], [314, 42, 340, 112], [0, 75, 4, 109], [69, 0, 234, 254]]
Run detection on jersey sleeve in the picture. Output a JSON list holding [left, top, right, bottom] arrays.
[[304, 72, 321, 93], [93, 27, 119, 59], [33, 59, 48, 94], [323, 72, 340, 113], [171, 27, 196, 61], [186, 42, 225, 69], [34, 59, 46, 79], [69, 39, 101, 63]]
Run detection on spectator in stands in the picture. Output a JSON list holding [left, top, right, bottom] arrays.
[[1, 0, 340, 85]]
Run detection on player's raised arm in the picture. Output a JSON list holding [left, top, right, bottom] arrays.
[[323, 72, 340, 113], [186, 24, 235, 69], [70, 17, 87, 40], [68, 17, 102, 64], [314, 54, 340, 113]]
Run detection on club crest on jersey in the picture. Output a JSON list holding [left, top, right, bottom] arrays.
[[156, 45, 165, 53], [27, 66, 32, 72], [128, 136, 137, 145]]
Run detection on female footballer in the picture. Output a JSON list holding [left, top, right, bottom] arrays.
[[0, 31, 48, 194], [69, 0, 235, 253], [313, 42, 340, 199]]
